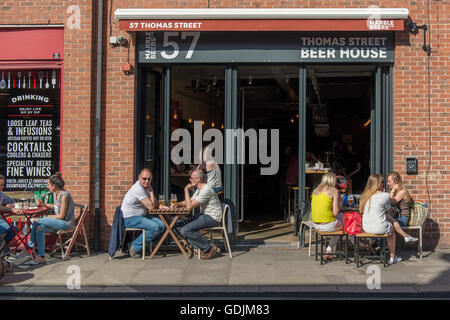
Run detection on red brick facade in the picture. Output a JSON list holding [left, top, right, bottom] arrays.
[[1, 1, 448, 249]]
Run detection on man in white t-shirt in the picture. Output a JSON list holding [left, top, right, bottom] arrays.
[[121, 169, 167, 258], [171, 169, 222, 260]]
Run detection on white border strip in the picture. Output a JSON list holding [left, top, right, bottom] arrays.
[[114, 8, 409, 20], [0, 24, 64, 28]]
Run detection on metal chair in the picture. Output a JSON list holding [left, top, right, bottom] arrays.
[[198, 203, 232, 259], [402, 203, 428, 259], [119, 228, 152, 260]]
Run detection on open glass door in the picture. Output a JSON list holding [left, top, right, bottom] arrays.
[[137, 68, 163, 195]]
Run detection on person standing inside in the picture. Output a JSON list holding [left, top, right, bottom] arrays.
[[171, 169, 222, 260], [121, 169, 167, 258]]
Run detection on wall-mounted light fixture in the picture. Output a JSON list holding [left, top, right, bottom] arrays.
[[248, 75, 253, 85], [408, 22, 431, 56]]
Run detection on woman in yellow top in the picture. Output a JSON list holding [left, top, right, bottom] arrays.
[[311, 172, 342, 260]]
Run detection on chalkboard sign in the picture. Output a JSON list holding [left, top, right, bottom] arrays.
[[0, 70, 61, 191]]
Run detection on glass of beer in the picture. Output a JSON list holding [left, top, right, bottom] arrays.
[[170, 193, 177, 206], [158, 194, 166, 206], [348, 194, 354, 207]]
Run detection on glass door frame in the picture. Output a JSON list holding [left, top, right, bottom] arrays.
[[136, 63, 393, 243]]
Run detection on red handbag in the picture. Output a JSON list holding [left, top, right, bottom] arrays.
[[343, 211, 363, 235]]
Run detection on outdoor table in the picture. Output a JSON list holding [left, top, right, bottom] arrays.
[[0, 207, 49, 258], [147, 207, 192, 259]]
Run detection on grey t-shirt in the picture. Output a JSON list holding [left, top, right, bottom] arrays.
[[121, 181, 150, 218], [192, 184, 222, 222], [54, 190, 75, 228]]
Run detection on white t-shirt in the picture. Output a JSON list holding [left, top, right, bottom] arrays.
[[362, 192, 393, 235], [192, 184, 222, 222], [121, 181, 150, 218]]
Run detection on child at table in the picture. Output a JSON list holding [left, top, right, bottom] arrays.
[[19, 173, 75, 265]]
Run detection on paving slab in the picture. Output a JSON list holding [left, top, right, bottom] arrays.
[[0, 247, 449, 298]]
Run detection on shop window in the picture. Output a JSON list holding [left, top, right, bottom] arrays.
[[0, 69, 61, 190]]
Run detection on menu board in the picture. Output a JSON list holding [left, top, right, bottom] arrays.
[[0, 70, 61, 191]]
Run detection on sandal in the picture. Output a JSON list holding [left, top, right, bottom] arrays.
[[324, 253, 333, 261]]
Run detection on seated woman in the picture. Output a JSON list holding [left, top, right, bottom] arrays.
[[311, 172, 342, 260], [21, 173, 75, 265], [387, 172, 418, 242], [360, 174, 402, 264]]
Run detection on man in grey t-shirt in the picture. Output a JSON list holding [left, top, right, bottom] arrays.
[[171, 169, 222, 260], [121, 169, 167, 258]]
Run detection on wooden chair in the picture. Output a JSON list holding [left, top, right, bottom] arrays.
[[315, 229, 347, 265], [198, 203, 232, 259], [350, 232, 388, 268], [49, 203, 90, 261]]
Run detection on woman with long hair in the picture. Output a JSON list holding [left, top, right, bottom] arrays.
[[360, 174, 403, 264], [311, 172, 341, 260], [387, 172, 418, 241], [19, 173, 75, 265]]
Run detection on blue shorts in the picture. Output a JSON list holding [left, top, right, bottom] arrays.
[[395, 215, 409, 227]]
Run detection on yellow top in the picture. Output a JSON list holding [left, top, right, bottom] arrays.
[[311, 192, 335, 223]]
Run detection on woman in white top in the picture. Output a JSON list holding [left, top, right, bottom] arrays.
[[359, 173, 401, 264]]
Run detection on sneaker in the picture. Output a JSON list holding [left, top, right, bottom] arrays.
[[15, 247, 32, 258], [389, 255, 402, 264], [129, 246, 141, 259], [405, 236, 418, 243], [200, 245, 218, 260], [28, 256, 46, 265]]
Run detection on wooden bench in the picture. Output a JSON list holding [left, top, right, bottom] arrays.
[[350, 232, 389, 267], [315, 229, 348, 265]]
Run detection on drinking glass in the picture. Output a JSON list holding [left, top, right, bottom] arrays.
[[170, 193, 177, 206], [158, 194, 165, 206]]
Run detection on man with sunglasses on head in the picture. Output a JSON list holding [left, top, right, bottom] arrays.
[[121, 168, 168, 258], [171, 169, 222, 260]]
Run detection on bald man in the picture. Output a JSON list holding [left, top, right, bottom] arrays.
[[171, 169, 222, 260]]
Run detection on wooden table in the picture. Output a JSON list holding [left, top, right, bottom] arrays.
[[0, 207, 49, 258], [147, 207, 192, 259]]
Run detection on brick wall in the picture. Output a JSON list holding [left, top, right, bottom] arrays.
[[2, 0, 449, 249], [0, 0, 96, 242]]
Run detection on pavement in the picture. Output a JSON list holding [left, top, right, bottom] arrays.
[[1, 243, 449, 300]]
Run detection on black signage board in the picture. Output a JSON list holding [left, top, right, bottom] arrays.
[[0, 70, 61, 191], [137, 31, 394, 64]]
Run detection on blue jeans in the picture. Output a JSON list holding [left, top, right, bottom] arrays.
[[124, 215, 165, 252], [28, 218, 72, 257], [0, 220, 16, 243], [178, 214, 219, 252], [395, 215, 409, 227]]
